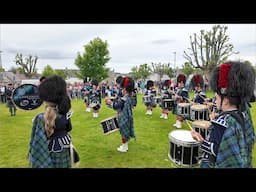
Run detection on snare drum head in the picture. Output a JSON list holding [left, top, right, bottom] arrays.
[[163, 99, 173, 101], [192, 120, 211, 129], [178, 103, 190, 107], [191, 104, 207, 109], [12, 84, 43, 110], [169, 130, 197, 144]]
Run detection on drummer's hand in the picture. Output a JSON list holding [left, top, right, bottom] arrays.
[[209, 112, 215, 121], [191, 130, 204, 143], [174, 94, 179, 99]]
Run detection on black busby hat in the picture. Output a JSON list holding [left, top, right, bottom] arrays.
[[39, 76, 46, 83], [210, 61, 255, 111], [146, 80, 154, 90], [39, 75, 71, 114], [116, 75, 124, 85], [163, 79, 171, 88], [120, 76, 134, 93], [191, 74, 204, 89], [91, 79, 98, 86], [177, 74, 186, 84]]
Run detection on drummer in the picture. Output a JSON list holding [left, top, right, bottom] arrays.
[[171, 74, 189, 128], [144, 80, 157, 115], [191, 74, 207, 104], [105, 76, 136, 152], [159, 79, 172, 119], [6, 83, 17, 116], [88, 79, 101, 118]]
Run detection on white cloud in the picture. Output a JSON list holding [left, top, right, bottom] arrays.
[[1, 24, 255, 73]]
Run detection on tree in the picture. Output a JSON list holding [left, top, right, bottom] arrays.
[[55, 69, 68, 80], [14, 53, 38, 78], [130, 66, 141, 80], [183, 25, 239, 75], [151, 62, 173, 81], [75, 37, 111, 82], [42, 65, 56, 77], [9, 66, 23, 74], [0, 67, 4, 72], [181, 62, 196, 76], [138, 63, 152, 80]]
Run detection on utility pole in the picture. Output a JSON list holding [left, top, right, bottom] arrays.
[[173, 51, 176, 75]]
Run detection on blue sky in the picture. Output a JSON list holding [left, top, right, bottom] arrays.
[[0, 24, 255, 73]]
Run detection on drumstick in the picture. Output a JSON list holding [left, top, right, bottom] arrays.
[[185, 119, 193, 130], [185, 119, 203, 142]]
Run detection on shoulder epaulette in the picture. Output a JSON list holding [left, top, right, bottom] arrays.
[[66, 111, 73, 120]]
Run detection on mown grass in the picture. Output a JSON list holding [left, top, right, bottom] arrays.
[[0, 92, 255, 168]]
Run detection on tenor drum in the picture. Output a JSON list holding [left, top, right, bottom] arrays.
[[168, 130, 200, 167], [100, 116, 119, 135], [192, 120, 211, 139], [89, 99, 101, 110], [190, 104, 209, 121], [177, 103, 191, 119]]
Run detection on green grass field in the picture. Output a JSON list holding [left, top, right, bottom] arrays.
[[0, 92, 256, 168]]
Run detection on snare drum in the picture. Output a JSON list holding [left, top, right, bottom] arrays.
[[168, 130, 200, 167], [163, 99, 174, 111], [205, 102, 213, 112], [142, 95, 151, 103], [100, 116, 119, 135], [177, 103, 191, 119], [190, 104, 209, 121], [192, 120, 211, 139]]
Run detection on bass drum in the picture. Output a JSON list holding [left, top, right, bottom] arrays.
[[12, 84, 43, 110]]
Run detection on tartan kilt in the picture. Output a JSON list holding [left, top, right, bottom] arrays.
[[50, 148, 71, 168], [6, 100, 15, 107]]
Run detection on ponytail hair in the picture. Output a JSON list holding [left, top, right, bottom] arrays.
[[43, 102, 57, 137]]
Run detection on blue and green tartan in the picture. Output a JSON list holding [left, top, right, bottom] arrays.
[[50, 148, 71, 168], [243, 105, 255, 167], [117, 95, 135, 141], [215, 108, 255, 168], [29, 113, 71, 168]]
